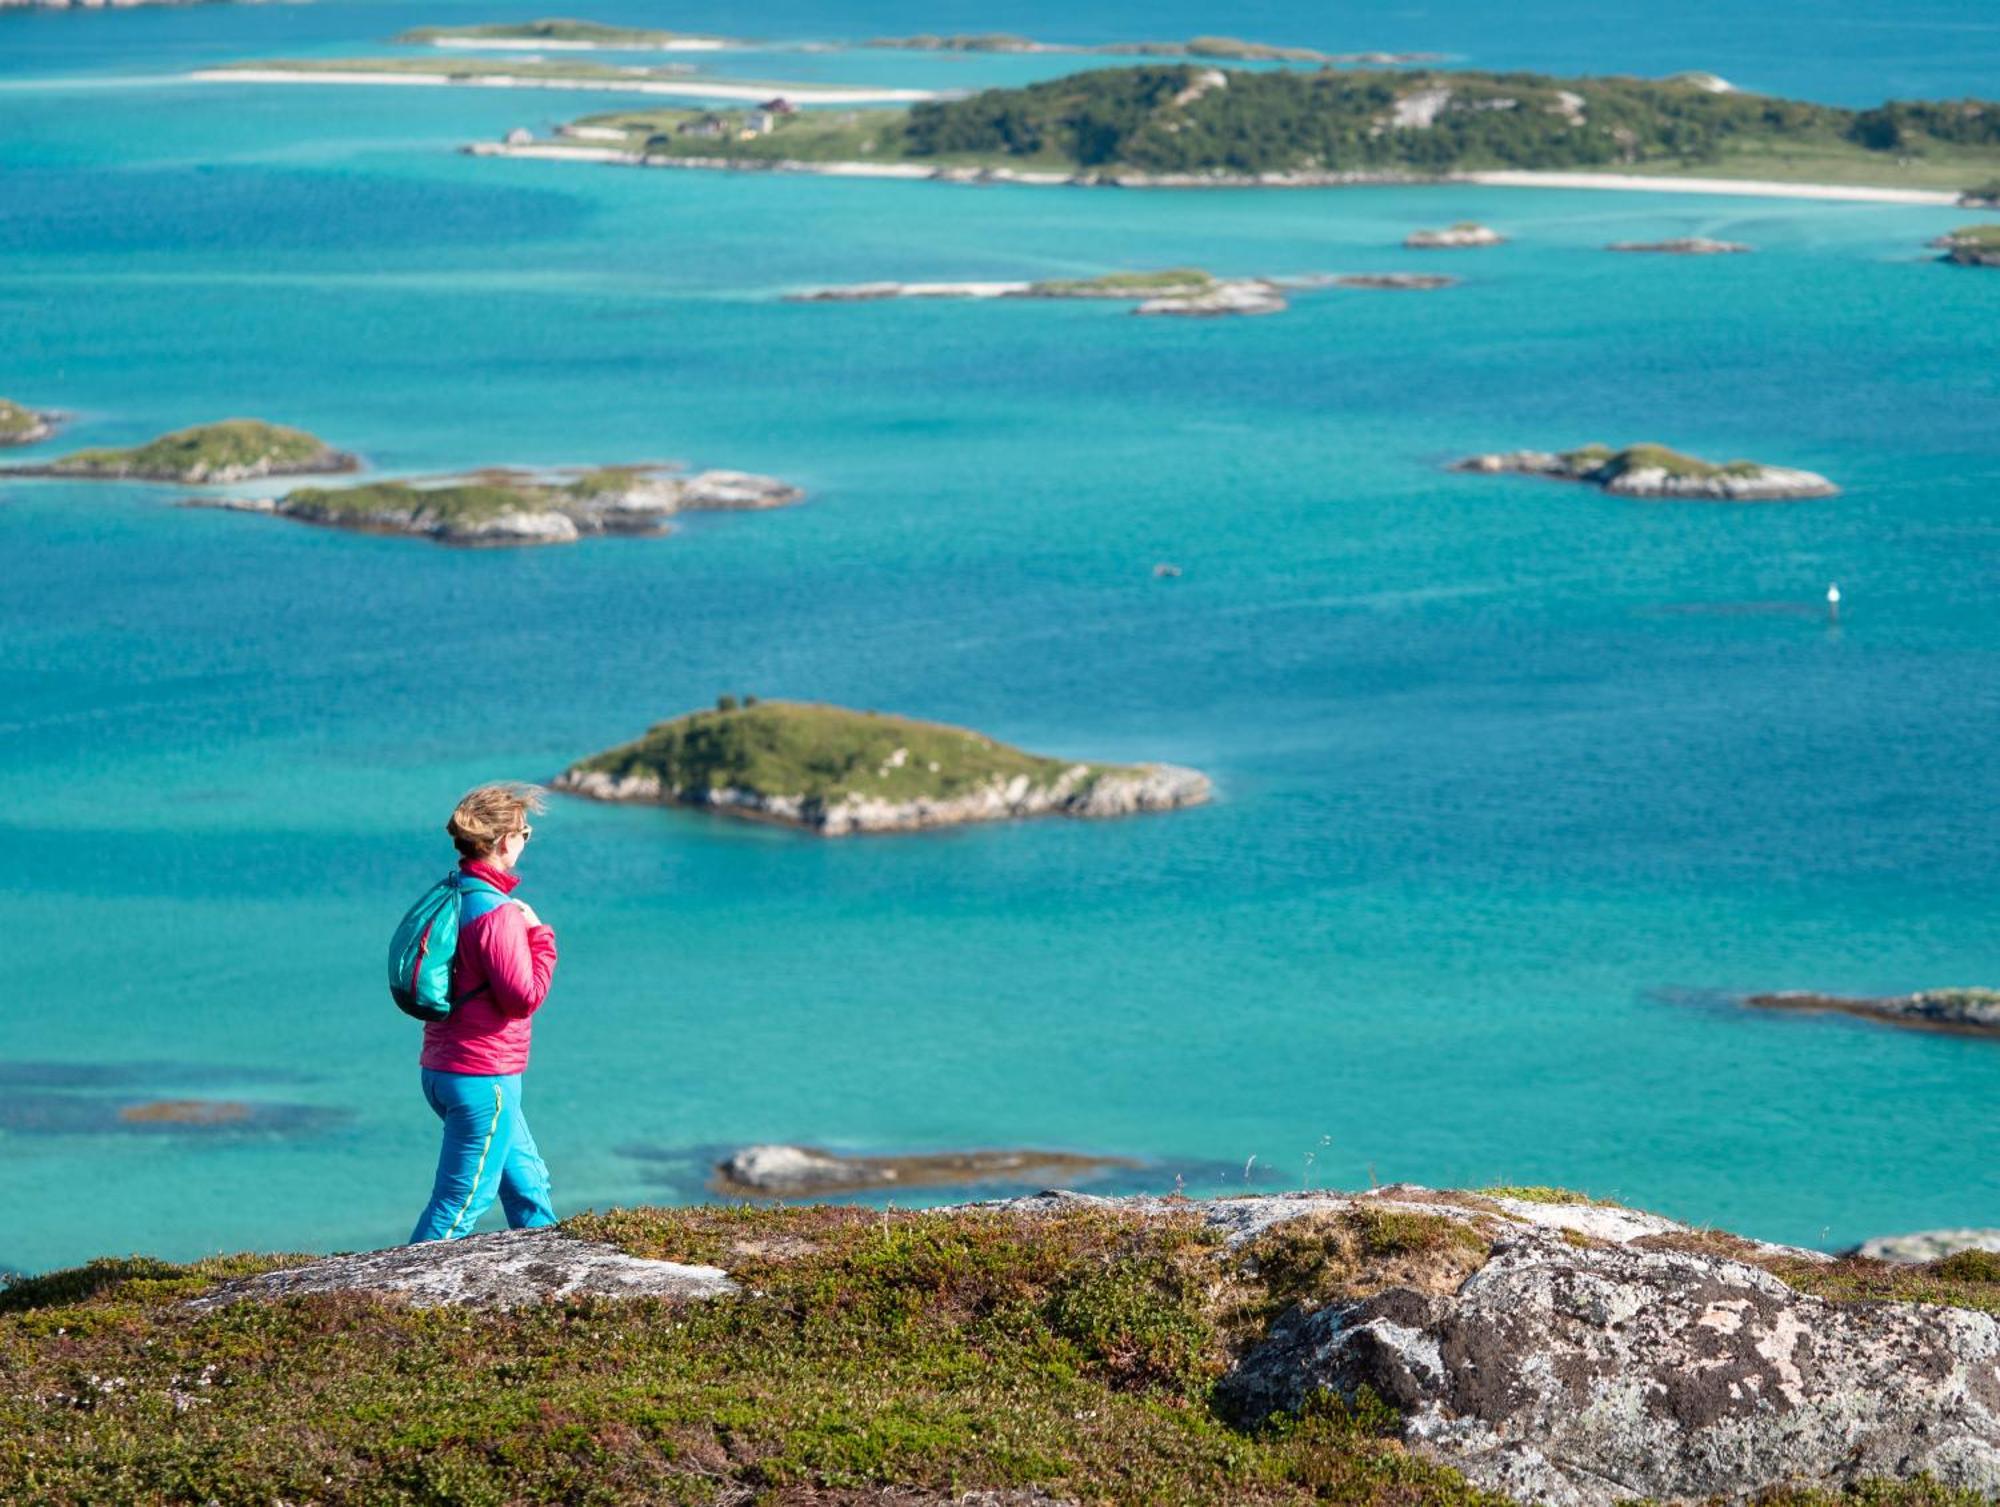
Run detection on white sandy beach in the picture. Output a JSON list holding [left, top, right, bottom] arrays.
[[191, 69, 938, 104], [1459, 170, 1962, 205]]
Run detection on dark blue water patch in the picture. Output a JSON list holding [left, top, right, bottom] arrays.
[[0, 166, 585, 258], [617, 1141, 1288, 1203], [0, 1091, 348, 1137], [0, 1060, 313, 1089]]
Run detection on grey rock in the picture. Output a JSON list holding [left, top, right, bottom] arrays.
[[1220, 1230, 2000, 1505], [189, 1227, 736, 1310], [1745, 987, 2000, 1036], [1405, 222, 1504, 249], [554, 760, 1211, 835]]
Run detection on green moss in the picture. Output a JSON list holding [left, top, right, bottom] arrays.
[[4, 1204, 1995, 1504], [1771, 1252, 2000, 1317], [569, 700, 1127, 806], [0, 1205, 1514, 1505], [561, 466, 650, 500], [47, 420, 339, 481], [1479, 1185, 1618, 1207]]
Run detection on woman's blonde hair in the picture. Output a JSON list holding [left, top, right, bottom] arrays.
[[446, 782, 546, 859]]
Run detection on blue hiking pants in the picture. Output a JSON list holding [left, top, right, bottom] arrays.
[[409, 1068, 556, 1243]]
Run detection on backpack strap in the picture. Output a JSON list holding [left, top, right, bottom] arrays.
[[449, 875, 513, 1005]]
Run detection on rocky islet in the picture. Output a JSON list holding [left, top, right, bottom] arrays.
[[1453, 442, 1839, 500]]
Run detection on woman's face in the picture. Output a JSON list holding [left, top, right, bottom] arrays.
[[493, 820, 532, 869]]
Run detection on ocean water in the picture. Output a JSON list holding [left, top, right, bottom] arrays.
[[1, 1, 1997, 1275]]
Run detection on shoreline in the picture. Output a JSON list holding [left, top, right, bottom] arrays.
[[191, 69, 940, 105], [422, 37, 733, 53], [462, 142, 1976, 204]]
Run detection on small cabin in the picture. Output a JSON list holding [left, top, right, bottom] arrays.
[[759, 96, 798, 115]]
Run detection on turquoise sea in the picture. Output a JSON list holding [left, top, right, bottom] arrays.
[[2, 1, 1996, 1275]]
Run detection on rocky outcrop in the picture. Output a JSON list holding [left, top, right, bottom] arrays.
[[1328, 272, 1459, 290], [1454, 444, 1838, 500], [715, 1144, 1136, 1198], [1219, 1230, 2000, 1504], [189, 1227, 736, 1310], [1405, 222, 1504, 249], [1743, 987, 2000, 1037], [555, 759, 1211, 834], [163, 1182, 2000, 1504], [1853, 1230, 2000, 1263], [1934, 227, 2000, 267], [189, 466, 802, 546], [785, 273, 1291, 317], [0, 399, 57, 447], [1133, 279, 1286, 316], [1605, 236, 1753, 254]]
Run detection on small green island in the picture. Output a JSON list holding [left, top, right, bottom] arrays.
[[194, 56, 936, 105], [1934, 223, 2000, 266], [188, 465, 802, 546], [7, 420, 357, 484], [1452, 443, 1839, 501], [470, 65, 2000, 194], [395, 19, 734, 50], [555, 699, 1212, 834], [785, 267, 1458, 317], [0, 398, 57, 448]]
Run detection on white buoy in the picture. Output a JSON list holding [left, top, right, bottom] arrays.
[[1827, 582, 1841, 623]]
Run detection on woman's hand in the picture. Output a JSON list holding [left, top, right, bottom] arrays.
[[514, 900, 543, 929]]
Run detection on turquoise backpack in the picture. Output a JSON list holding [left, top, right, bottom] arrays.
[[387, 872, 509, 1023]]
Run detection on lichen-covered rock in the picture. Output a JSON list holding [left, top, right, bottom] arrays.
[[189, 1227, 736, 1310], [1219, 1230, 2000, 1505]]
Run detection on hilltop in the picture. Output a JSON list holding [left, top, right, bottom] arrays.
[[5, 1187, 1999, 1504], [556, 699, 1211, 833]]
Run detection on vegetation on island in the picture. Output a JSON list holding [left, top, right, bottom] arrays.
[[276, 477, 567, 528], [1936, 223, 2000, 265], [0, 398, 52, 446], [28, 420, 353, 482], [530, 66, 2000, 190], [205, 466, 797, 545], [1026, 267, 1217, 295], [5, 1198, 2000, 1505], [565, 699, 1136, 808], [1561, 442, 1765, 480], [395, 18, 702, 46]]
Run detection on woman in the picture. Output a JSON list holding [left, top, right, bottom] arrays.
[[409, 782, 560, 1243]]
